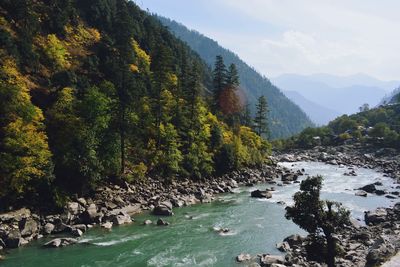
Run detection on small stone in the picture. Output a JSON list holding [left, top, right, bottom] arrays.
[[156, 218, 169, 226], [101, 222, 113, 229], [355, 190, 368, 197], [143, 220, 152, 225]]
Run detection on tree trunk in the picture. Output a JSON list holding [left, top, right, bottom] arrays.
[[120, 106, 125, 175], [325, 232, 335, 267]]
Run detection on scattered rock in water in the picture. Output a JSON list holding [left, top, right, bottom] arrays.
[[0, 254, 4, 261], [43, 238, 78, 248], [385, 194, 397, 199], [344, 170, 357, 176], [375, 189, 386, 196], [101, 222, 113, 229], [359, 183, 376, 193], [110, 212, 132, 225], [236, 253, 251, 262], [355, 190, 368, 197], [156, 218, 169, 226], [276, 201, 286, 205], [213, 227, 231, 235], [251, 190, 272, 199], [143, 219, 152, 225], [153, 201, 174, 216]]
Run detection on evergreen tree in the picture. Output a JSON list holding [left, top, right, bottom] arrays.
[[226, 63, 239, 87], [286, 176, 350, 267], [241, 104, 253, 127], [212, 55, 227, 110], [254, 95, 269, 139]]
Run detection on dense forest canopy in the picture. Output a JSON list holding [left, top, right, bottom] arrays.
[[156, 16, 314, 139], [0, 0, 271, 211]]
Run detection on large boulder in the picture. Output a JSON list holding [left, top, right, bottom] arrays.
[[153, 201, 174, 216], [43, 223, 55, 235], [251, 190, 272, 199], [66, 202, 83, 215], [43, 238, 78, 248], [366, 238, 395, 266], [276, 241, 290, 252], [283, 234, 304, 247], [359, 184, 376, 193], [259, 254, 286, 267], [81, 204, 102, 224], [4, 230, 23, 248], [236, 253, 251, 262], [0, 208, 31, 223], [365, 208, 387, 225], [110, 212, 132, 225], [20, 218, 38, 237]]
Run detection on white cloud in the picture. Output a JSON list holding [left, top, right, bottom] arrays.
[[139, 0, 400, 80]]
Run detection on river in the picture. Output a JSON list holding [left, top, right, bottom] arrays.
[[1, 162, 398, 267]]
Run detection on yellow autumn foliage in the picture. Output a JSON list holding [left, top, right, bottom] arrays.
[[131, 39, 151, 73]]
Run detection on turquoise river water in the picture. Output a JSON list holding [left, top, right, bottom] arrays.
[[1, 162, 398, 267]]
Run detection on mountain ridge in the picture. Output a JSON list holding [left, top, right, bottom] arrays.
[[156, 16, 314, 139]]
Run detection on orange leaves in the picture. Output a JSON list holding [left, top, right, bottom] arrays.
[[218, 86, 243, 115]]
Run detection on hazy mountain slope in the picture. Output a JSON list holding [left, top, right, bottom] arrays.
[[381, 87, 400, 105], [273, 74, 387, 115], [283, 91, 340, 126], [157, 16, 314, 139], [308, 73, 399, 91]]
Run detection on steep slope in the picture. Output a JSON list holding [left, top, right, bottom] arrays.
[[157, 16, 313, 139], [0, 0, 270, 209], [283, 91, 340, 126], [273, 74, 386, 115]]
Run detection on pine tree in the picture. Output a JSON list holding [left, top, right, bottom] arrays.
[[212, 55, 227, 110], [226, 63, 239, 87], [241, 104, 253, 127], [254, 95, 269, 139]]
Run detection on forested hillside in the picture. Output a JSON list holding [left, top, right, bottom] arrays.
[[0, 0, 270, 211], [157, 16, 314, 139], [277, 102, 400, 150]]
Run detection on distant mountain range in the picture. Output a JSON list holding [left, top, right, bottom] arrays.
[[283, 90, 340, 126], [299, 73, 399, 91], [272, 74, 396, 122], [157, 16, 314, 138]]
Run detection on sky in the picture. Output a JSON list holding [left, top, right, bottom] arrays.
[[136, 0, 400, 81]]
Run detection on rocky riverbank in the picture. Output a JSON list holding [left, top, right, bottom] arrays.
[[267, 202, 400, 267], [237, 201, 400, 267], [263, 144, 400, 267], [276, 144, 400, 182], [0, 161, 296, 254]]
